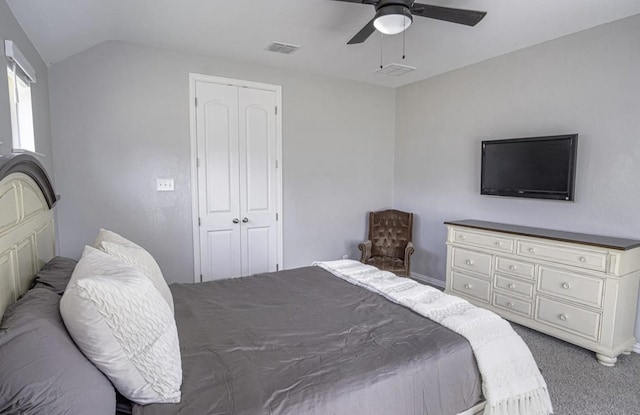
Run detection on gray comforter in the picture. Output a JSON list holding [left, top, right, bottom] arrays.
[[134, 266, 482, 415]]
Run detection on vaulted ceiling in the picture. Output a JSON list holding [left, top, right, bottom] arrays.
[[7, 0, 640, 87]]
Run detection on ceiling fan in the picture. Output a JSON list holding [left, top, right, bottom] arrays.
[[333, 0, 487, 44]]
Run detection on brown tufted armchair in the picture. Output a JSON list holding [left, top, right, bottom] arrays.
[[358, 209, 415, 277]]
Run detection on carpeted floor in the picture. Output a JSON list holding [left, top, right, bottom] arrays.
[[511, 323, 640, 415]]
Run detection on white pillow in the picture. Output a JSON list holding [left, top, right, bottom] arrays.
[[95, 228, 174, 314], [60, 246, 182, 404]]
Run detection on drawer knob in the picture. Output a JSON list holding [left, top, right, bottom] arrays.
[[559, 314, 568, 321], [464, 283, 472, 290], [465, 259, 474, 266], [528, 248, 536, 253], [579, 256, 587, 262], [562, 282, 571, 289], [508, 283, 516, 289], [459, 235, 466, 240], [495, 241, 502, 247], [507, 302, 514, 308], [509, 265, 517, 270]]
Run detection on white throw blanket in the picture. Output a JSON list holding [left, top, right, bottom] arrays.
[[313, 260, 553, 415]]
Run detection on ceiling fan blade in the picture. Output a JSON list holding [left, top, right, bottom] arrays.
[[347, 18, 376, 44], [411, 3, 486, 26], [331, 0, 378, 4]]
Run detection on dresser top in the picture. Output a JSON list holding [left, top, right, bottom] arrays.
[[444, 220, 640, 251]]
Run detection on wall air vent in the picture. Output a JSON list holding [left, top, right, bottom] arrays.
[[375, 63, 417, 76], [266, 42, 301, 54]]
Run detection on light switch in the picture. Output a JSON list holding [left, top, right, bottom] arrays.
[[156, 178, 174, 192]]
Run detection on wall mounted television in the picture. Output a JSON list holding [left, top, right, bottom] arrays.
[[481, 134, 578, 201]]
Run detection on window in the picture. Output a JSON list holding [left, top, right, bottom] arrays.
[[7, 64, 35, 152], [5, 40, 36, 153]]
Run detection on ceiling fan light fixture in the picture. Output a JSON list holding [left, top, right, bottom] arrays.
[[373, 5, 412, 35]]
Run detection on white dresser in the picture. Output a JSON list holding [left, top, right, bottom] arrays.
[[444, 220, 640, 366]]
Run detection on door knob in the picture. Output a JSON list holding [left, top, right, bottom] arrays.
[[242, 217, 249, 223], [233, 218, 239, 224]]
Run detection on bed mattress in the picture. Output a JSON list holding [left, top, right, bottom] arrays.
[[134, 266, 482, 415]]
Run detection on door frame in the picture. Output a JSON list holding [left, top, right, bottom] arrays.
[[189, 73, 283, 282]]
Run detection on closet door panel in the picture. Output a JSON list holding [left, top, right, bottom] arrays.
[[204, 229, 241, 281]]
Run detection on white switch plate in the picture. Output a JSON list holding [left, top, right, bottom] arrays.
[[156, 178, 174, 191]]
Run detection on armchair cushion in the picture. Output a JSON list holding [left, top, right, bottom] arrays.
[[363, 256, 406, 274]]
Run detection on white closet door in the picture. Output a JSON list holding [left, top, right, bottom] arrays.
[[238, 87, 278, 275], [196, 81, 241, 281], [195, 80, 279, 281]]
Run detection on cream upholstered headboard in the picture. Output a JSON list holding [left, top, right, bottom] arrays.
[[0, 154, 57, 319]]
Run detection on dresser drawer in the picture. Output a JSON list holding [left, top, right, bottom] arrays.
[[517, 240, 608, 272], [452, 228, 514, 253], [495, 274, 534, 298], [451, 247, 492, 277], [538, 266, 604, 308], [495, 257, 535, 280], [493, 292, 532, 317], [451, 271, 491, 303], [536, 296, 601, 341]]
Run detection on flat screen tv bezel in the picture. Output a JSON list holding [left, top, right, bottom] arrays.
[[480, 134, 578, 201]]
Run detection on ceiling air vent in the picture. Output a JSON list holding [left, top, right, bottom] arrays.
[[266, 42, 301, 55], [375, 63, 417, 76]]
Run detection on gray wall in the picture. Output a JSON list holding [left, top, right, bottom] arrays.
[[0, 0, 53, 175], [394, 15, 640, 339], [49, 41, 395, 283]]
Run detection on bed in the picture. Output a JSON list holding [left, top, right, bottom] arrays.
[[133, 266, 483, 415], [0, 154, 534, 415]]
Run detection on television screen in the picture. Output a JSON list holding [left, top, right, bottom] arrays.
[[481, 135, 578, 201]]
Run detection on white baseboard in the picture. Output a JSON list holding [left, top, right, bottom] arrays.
[[633, 343, 640, 354], [411, 272, 446, 289]]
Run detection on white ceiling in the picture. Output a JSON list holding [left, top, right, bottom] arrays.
[[6, 0, 640, 87]]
